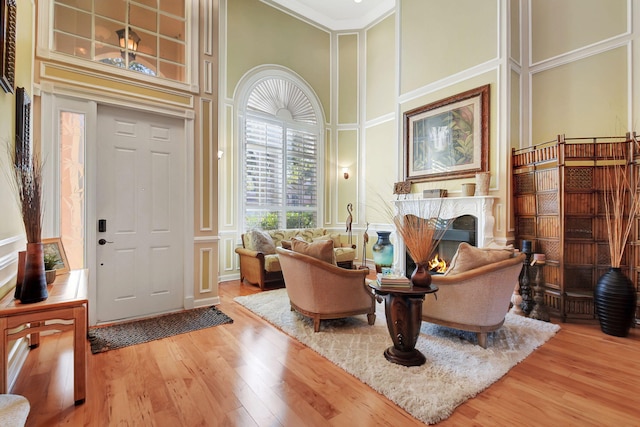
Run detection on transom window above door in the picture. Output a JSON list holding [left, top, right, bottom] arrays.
[[50, 0, 187, 83]]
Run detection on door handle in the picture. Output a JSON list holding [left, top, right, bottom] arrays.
[[98, 239, 113, 245]]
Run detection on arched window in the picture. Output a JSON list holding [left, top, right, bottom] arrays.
[[238, 70, 324, 230]]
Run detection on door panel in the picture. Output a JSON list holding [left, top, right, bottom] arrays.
[[96, 106, 184, 322]]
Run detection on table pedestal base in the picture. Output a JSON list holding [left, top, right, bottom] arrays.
[[368, 281, 437, 368], [384, 346, 426, 367]]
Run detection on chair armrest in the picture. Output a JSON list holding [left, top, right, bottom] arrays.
[[235, 247, 262, 258], [432, 253, 525, 285], [277, 247, 373, 315], [276, 247, 362, 275], [338, 243, 357, 249]]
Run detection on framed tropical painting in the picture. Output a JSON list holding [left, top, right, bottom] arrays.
[[404, 84, 489, 182]]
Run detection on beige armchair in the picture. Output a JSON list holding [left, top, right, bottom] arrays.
[[276, 247, 376, 332], [423, 253, 525, 348]]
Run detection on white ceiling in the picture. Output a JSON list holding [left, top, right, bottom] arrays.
[[264, 0, 396, 31]]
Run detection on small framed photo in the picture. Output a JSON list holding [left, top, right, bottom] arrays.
[[42, 237, 70, 274], [404, 84, 489, 182]]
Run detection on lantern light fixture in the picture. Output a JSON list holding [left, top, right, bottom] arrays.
[[116, 27, 141, 61]]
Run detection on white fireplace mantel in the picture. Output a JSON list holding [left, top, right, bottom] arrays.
[[392, 196, 498, 267]]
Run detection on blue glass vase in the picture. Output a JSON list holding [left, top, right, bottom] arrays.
[[372, 231, 394, 273]]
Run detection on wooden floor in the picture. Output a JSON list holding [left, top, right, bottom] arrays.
[[11, 279, 640, 427]]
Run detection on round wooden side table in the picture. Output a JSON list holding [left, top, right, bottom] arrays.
[[368, 281, 438, 367]]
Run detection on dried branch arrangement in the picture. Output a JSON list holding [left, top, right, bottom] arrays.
[[602, 135, 640, 268], [5, 136, 44, 244], [383, 199, 452, 265]]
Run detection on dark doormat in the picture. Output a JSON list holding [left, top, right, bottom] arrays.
[[88, 306, 233, 354]]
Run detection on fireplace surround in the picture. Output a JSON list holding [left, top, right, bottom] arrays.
[[393, 196, 498, 274]]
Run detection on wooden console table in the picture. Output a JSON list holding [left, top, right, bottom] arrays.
[[0, 269, 88, 405]]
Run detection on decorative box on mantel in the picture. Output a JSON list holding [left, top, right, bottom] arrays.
[[392, 196, 498, 268]]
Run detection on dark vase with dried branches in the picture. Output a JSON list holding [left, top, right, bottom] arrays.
[[9, 137, 48, 304], [594, 136, 638, 337], [386, 199, 451, 288]]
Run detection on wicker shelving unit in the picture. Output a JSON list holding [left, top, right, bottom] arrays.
[[512, 134, 639, 322]]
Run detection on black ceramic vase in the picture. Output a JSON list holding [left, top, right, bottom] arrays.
[[593, 268, 636, 337]]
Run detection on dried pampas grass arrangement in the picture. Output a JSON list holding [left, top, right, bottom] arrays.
[[602, 134, 640, 268], [4, 136, 44, 244], [381, 198, 452, 265]]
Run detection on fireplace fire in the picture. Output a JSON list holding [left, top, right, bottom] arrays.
[[429, 254, 447, 273], [406, 214, 477, 277]]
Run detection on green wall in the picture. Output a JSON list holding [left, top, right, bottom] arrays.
[[226, 0, 331, 118], [400, 0, 497, 94], [529, 1, 632, 142], [532, 47, 628, 142], [366, 14, 395, 121]]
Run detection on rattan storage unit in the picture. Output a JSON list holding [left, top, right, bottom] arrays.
[[512, 134, 639, 322]]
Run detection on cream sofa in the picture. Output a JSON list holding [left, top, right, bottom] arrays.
[[235, 228, 356, 290]]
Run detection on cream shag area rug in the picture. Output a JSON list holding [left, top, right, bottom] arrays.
[[234, 288, 560, 425]]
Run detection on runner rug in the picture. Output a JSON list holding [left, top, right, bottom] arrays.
[[234, 288, 560, 425], [88, 306, 233, 354]]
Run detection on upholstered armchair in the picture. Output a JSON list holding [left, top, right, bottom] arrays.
[[276, 247, 376, 332], [422, 244, 525, 348]]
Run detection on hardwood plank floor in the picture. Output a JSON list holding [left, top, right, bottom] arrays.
[[11, 279, 640, 426]]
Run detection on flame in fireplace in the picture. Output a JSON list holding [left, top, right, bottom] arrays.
[[429, 254, 447, 273]]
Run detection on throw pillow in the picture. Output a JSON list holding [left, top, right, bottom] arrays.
[[291, 238, 335, 264], [296, 228, 321, 242], [280, 240, 292, 250], [246, 230, 277, 254], [445, 242, 513, 276], [312, 233, 342, 248]]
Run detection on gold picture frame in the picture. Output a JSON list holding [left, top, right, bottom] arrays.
[[404, 84, 489, 182], [42, 237, 70, 274], [0, 0, 16, 94]]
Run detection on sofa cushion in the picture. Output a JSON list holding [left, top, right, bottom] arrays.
[[296, 228, 325, 242], [445, 242, 513, 276], [268, 228, 325, 247], [313, 232, 342, 247], [264, 254, 281, 272], [245, 230, 277, 254], [268, 230, 290, 247], [292, 238, 335, 264], [334, 247, 355, 263]]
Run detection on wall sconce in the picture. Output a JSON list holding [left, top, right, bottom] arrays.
[[116, 27, 141, 61], [217, 150, 224, 160], [342, 168, 350, 180]]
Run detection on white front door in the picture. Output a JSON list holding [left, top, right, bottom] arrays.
[[96, 106, 185, 322]]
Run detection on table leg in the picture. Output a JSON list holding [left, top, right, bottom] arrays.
[[381, 293, 426, 367], [73, 306, 87, 405], [29, 321, 40, 348], [0, 318, 7, 394]]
